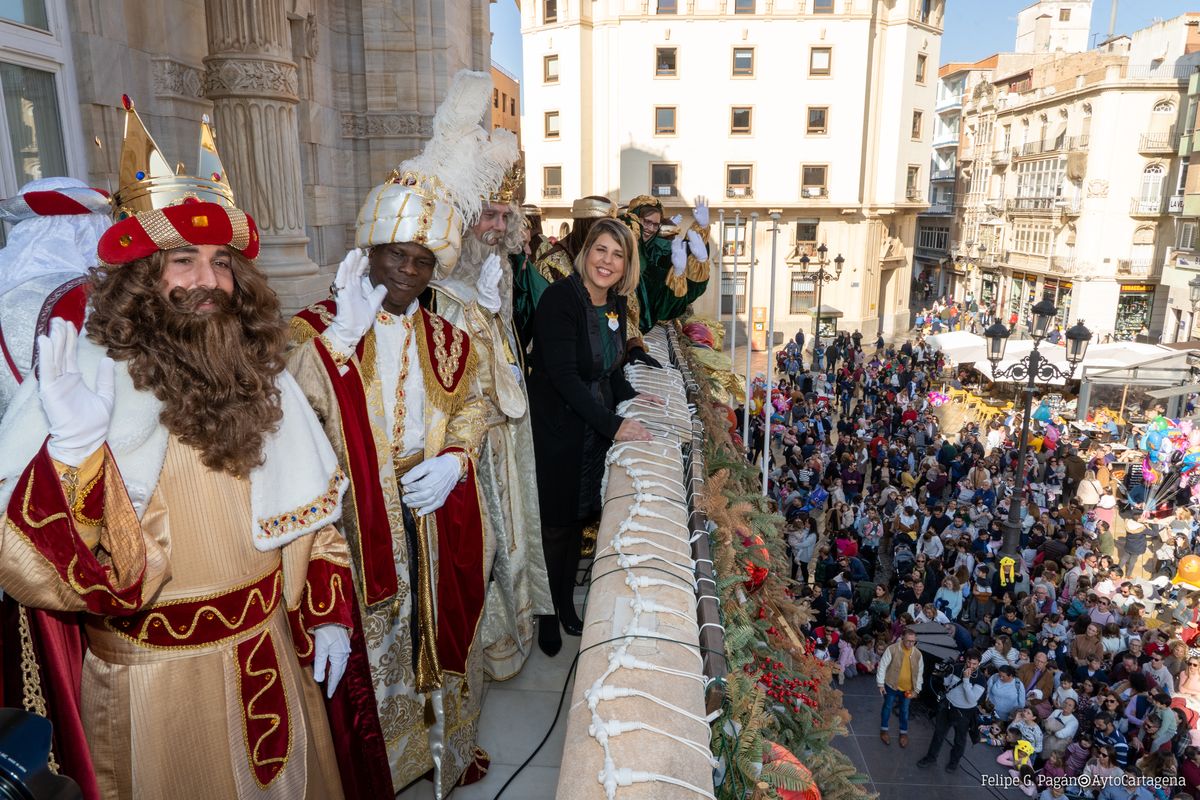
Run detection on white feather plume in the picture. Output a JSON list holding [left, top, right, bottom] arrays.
[[398, 69, 519, 226]]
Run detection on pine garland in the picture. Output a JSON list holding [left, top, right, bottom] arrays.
[[680, 331, 875, 800]]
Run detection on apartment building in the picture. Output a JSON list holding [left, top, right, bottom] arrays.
[[915, 57, 995, 301], [491, 62, 521, 147], [951, 13, 1200, 342], [520, 0, 944, 340]]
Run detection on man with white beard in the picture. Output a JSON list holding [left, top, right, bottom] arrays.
[[430, 168, 553, 680]]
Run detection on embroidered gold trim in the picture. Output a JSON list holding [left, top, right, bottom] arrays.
[[19, 468, 68, 530], [66, 555, 140, 610], [228, 208, 250, 251], [17, 606, 59, 773], [317, 334, 351, 368], [305, 568, 346, 619], [236, 628, 293, 790], [256, 470, 345, 539], [361, 327, 378, 390], [414, 310, 477, 415], [140, 210, 188, 251], [102, 570, 283, 649], [413, 512, 442, 693], [71, 462, 104, 527], [288, 315, 318, 346], [390, 315, 415, 462]]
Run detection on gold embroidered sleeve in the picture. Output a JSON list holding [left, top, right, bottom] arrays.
[[443, 384, 488, 459]]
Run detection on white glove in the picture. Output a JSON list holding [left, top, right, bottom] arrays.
[[668, 214, 683, 228], [509, 363, 524, 385], [329, 250, 388, 351], [400, 453, 463, 516], [311, 624, 351, 699], [692, 195, 710, 228], [476, 253, 503, 314], [686, 229, 709, 263], [37, 318, 115, 467], [670, 237, 687, 277]]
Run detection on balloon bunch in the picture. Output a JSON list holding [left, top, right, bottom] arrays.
[[1136, 415, 1200, 512], [927, 390, 949, 407]]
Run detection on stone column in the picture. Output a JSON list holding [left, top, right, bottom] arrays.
[[203, 0, 324, 311]]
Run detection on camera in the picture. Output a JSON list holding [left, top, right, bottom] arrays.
[[0, 708, 82, 800]]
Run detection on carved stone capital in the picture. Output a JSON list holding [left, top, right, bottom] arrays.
[[340, 112, 433, 139], [151, 58, 205, 101], [203, 56, 298, 102]]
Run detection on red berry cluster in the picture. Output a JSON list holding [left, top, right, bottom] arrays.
[[745, 656, 821, 711]]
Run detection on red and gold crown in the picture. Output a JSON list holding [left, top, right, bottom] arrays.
[[97, 95, 259, 266]]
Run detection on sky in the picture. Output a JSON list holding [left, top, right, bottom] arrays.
[[489, 0, 1198, 82]]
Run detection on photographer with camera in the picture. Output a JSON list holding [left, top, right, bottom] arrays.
[[918, 650, 986, 773]]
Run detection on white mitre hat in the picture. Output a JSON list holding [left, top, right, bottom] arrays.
[[355, 70, 519, 279]]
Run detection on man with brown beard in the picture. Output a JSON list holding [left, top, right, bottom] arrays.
[[0, 102, 352, 799], [287, 70, 492, 799]]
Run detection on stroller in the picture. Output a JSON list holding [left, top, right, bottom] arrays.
[[892, 539, 916, 579]]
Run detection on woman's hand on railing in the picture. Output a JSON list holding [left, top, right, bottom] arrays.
[[615, 418, 652, 442]]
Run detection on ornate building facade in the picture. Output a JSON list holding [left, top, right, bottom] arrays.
[[520, 0, 945, 340], [0, 0, 490, 311]]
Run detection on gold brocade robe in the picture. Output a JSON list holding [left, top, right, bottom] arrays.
[[0, 437, 346, 800], [431, 285, 553, 680], [288, 304, 490, 797]]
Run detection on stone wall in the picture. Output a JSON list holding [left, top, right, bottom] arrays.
[[65, 0, 490, 311]]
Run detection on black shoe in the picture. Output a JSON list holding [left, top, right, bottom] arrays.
[[945, 762, 958, 773], [559, 607, 584, 637], [537, 615, 562, 657], [917, 756, 935, 768]]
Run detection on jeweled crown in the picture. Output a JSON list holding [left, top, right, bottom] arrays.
[[490, 164, 523, 204], [112, 95, 235, 218]]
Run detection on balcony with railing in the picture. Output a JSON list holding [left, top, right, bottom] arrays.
[[992, 149, 1011, 166], [926, 197, 955, 214], [1015, 135, 1089, 158], [931, 169, 956, 182], [1007, 196, 1058, 213], [932, 130, 959, 148], [1049, 256, 1076, 274], [1123, 63, 1197, 84], [935, 93, 962, 113], [1058, 196, 1082, 215], [1139, 129, 1177, 153], [906, 189, 924, 202], [1130, 197, 1164, 216], [726, 185, 754, 198], [1116, 258, 1158, 278], [544, 186, 562, 198]]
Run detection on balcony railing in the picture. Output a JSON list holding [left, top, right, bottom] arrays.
[[726, 186, 754, 198], [1130, 197, 1164, 216], [1016, 135, 1089, 157], [931, 169, 955, 181], [801, 186, 828, 199], [1117, 259, 1157, 277], [926, 200, 955, 214], [906, 190, 924, 202], [1058, 196, 1082, 214], [1124, 64, 1197, 83], [1170, 194, 1184, 214], [1007, 196, 1058, 212], [1050, 256, 1076, 273], [992, 149, 1011, 165], [935, 94, 962, 113], [1139, 130, 1177, 153], [544, 186, 562, 198]]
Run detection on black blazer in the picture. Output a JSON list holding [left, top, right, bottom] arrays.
[[528, 274, 638, 526]]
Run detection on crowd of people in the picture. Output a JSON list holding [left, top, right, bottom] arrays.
[[755, 325, 1200, 800]]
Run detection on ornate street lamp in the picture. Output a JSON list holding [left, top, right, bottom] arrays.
[[1188, 274, 1200, 312], [801, 245, 844, 362], [986, 308, 1092, 558]]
